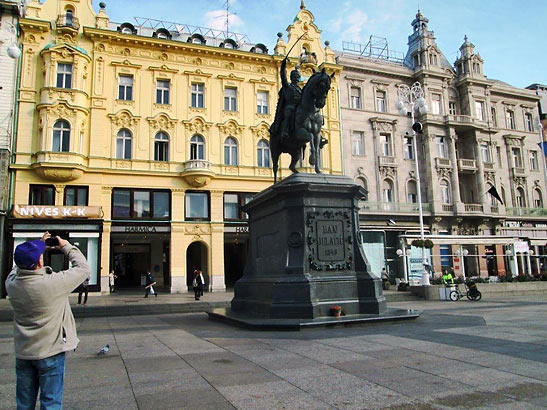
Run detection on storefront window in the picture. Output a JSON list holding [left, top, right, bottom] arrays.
[[134, 191, 150, 217], [224, 194, 239, 219], [153, 192, 170, 218], [65, 186, 88, 206], [113, 190, 130, 217], [185, 192, 209, 220]]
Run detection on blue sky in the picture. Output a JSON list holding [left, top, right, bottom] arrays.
[[95, 0, 546, 89]]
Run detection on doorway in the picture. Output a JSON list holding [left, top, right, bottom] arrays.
[[186, 242, 208, 290], [224, 242, 247, 287], [113, 244, 150, 287]]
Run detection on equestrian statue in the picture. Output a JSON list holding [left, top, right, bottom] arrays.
[[269, 55, 333, 183]]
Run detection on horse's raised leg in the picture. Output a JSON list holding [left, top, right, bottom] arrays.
[[271, 140, 281, 184], [289, 150, 299, 174]]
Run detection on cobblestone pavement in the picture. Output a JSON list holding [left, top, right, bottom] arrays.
[[0, 296, 545, 409]]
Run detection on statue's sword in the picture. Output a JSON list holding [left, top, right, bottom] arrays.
[[283, 33, 306, 61]]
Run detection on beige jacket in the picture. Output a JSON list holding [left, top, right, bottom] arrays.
[[6, 244, 91, 360]]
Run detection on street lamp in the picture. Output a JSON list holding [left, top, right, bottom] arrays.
[[396, 248, 411, 283], [0, 21, 21, 60], [455, 248, 469, 280], [396, 82, 429, 285]]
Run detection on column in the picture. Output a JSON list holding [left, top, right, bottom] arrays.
[[210, 190, 225, 292], [473, 137, 487, 209], [495, 244, 506, 276], [170, 189, 186, 293], [100, 187, 113, 293], [477, 244, 488, 277], [448, 132, 462, 212]]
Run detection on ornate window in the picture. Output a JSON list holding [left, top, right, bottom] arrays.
[[525, 113, 534, 132], [257, 91, 269, 114], [529, 150, 539, 170], [257, 139, 270, 167], [116, 129, 132, 159], [224, 137, 238, 166], [475, 100, 486, 121], [432, 93, 442, 115], [515, 187, 526, 207], [65, 186, 88, 206], [156, 80, 170, 105], [118, 75, 133, 101], [440, 180, 451, 204], [352, 131, 364, 156], [506, 110, 515, 130], [191, 83, 204, 108], [56, 63, 72, 89], [350, 87, 361, 109], [185, 191, 209, 221], [448, 101, 457, 115], [190, 134, 205, 160], [436, 136, 448, 158], [491, 107, 497, 127], [376, 90, 386, 113], [52, 120, 70, 152], [404, 136, 414, 160], [224, 87, 237, 111], [407, 180, 417, 203], [154, 131, 169, 162], [380, 133, 391, 156], [382, 179, 393, 202], [534, 189, 543, 208]]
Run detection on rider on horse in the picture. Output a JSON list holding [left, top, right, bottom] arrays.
[[271, 57, 302, 144]]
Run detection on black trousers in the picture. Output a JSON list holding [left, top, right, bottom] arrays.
[[78, 286, 88, 304], [194, 285, 203, 300]]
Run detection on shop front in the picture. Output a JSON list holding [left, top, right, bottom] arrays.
[[4, 205, 103, 297], [110, 223, 170, 290]]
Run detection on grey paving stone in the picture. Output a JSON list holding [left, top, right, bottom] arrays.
[[123, 355, 194, 373], [136, 387, 232, 410], [204, 370, 281, 387]]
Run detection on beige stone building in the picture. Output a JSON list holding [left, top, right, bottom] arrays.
[[4, 0, 342, 295], [338, 12, 545, 282]]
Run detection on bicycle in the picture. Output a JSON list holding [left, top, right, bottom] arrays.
[[448, 282, 482, 301]]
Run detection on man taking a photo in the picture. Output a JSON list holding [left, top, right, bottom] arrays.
[[6, 232, 91, 409]]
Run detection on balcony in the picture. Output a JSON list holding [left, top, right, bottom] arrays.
[[506, 207, 547, 217], [444, 114, 487, 131], [458, 158, 477, 172], [441, 204, 453, 212], [359, 201, 431, 214], [483, 162, 495, 170], [378, 155, 396, 166], [464, 203, 483, 213], [435, 157, 451, 168], [511, 166, 526, 177], [490, 205, 499, 214], [180, 159, 215, 187], [56, 14, 80, 30]]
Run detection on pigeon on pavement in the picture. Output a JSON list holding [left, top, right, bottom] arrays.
[[97, 344, 110, 355]]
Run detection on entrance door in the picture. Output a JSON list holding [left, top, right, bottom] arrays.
[[113, 244, 150, 287], [186, 242, 208, 289], [224, 242, 247, 287], [485, 245, 498, 276]]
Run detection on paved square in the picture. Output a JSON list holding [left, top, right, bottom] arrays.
[[0, 296, 546, 409]]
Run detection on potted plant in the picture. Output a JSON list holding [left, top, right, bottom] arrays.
[[330, 305, 342, 317]]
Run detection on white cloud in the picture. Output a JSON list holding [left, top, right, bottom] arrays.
[[205, 9, 245, 32], [339, 9, 374, 43]]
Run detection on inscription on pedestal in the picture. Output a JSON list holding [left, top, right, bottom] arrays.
[[307, 209, 353, 271], [317, 220, 344, 261]]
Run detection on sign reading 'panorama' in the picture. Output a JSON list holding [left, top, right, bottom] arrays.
[[13, 205, 102, 219]]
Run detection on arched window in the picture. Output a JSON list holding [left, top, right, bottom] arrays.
[[382, 179, 393, 203], [154, 131, 169, 162], [355, 177, 368, 201], [52, 120, 70, 152], [534, 189, 543, 208], [440, 180, 451, 204], [224, 137, 238, 166], [407, 180, 417, 203], [190, 134, 205, 160], [116, 129, 132, 159], [257, 139, 270, 168], [515, 187, 526, 208], [65, 9, 74, 26]]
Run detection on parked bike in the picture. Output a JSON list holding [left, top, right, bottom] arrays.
[[448, 281, 482, 301]]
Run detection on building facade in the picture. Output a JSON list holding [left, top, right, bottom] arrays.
[[4, 0, 342, 295], [0, 0, 21, 292], [338, 12, 545, 283]]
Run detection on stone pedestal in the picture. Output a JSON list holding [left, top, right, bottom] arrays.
[[231, 174, 386, 319]]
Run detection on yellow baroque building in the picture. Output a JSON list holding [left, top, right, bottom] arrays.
[[5, 0, 342, 294]]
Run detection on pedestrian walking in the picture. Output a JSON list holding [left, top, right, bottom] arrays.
[[193, 270, 205, 300], [6, 232, 91, 409], [77, 276, 89, 305], [144, 270, 158, 298], [109, 270, 118, 293]]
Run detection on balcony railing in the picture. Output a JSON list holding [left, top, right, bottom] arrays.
[[483, 162, 495, 170], [464, 203, 483, 213], [441, 204, 453, 212], [512, 166, 526, 176], [56, 14, 80, 30], [435, 157, 451, 168], [183, 159, 211, 171], [506, 207, 547, 217], [359, 201, 431, 213], [444, 114, 487, 127], [378, 155, 396, 166], [490, 205, 499, 214], [458, 158, 476, 172]]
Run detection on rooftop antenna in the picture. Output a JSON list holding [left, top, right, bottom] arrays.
[[217, 0, 236, 38]]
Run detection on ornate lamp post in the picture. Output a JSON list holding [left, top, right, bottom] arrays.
[[396, 82, 429, 285], [396, 248, 411, 283]]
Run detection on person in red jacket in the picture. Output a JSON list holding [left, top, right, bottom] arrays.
[[6, 232, 90, 410]]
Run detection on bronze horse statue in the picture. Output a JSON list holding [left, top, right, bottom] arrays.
[[270, 68, 333, 183]]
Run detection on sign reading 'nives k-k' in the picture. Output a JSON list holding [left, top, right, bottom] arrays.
[[13, 205, 102, 219]]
